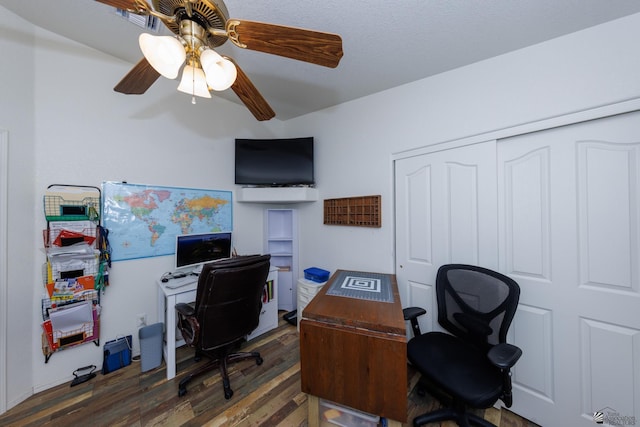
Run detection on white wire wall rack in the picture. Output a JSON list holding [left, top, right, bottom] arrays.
[[40, 184, 107, 362]]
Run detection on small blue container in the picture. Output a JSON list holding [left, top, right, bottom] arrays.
[[304, 267, 330, 283]]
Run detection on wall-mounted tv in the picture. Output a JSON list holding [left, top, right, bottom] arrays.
[[175, 231, 232, 273], [235, 137, 314, 186]]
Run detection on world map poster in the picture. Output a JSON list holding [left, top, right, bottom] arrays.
[[101, 182, 232, 261]]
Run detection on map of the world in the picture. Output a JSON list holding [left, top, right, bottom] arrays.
[[102, 182, 232, 261]]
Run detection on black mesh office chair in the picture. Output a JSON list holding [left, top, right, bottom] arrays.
[[175, 254, 271, 399], [405, 264, 522, 427]]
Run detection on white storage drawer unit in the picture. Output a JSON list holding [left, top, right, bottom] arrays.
[[297, 278, 326, 331]]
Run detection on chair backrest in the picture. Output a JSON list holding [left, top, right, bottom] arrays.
[[194, 254, 271, 351], [436, 264, 520, 351]]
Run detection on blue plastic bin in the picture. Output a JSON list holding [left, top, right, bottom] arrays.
[[304, 267, 330, 283]]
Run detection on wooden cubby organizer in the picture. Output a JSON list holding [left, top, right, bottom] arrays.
[[323, 195, 381, 227]]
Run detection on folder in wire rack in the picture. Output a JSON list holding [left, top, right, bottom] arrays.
[[44, 185, 101, 222]]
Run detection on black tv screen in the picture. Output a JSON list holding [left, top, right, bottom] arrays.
[[235, 137, 314, 186]]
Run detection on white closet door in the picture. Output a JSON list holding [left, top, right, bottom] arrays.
[[498, 111, 640, 426], [0, 131, 7, 414], [394, 141, 497, 335]]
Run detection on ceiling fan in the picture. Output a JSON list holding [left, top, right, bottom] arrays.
[[96, 0, 344, 121]]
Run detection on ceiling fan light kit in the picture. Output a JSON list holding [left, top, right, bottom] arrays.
[[200, 49, 236, 91], [97, 0, 344, 120], [177, 63, 212, 100], [138, 33, 185, 79], [139, 16, 236, 99]]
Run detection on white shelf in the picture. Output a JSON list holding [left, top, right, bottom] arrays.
[[265, 209, 298, 311], [237, 187, 318, 203], [247, 268, 278, 341]]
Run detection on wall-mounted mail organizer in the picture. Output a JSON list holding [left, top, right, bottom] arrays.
[[43, 185, 100, 222], [40, 185, 108, 362], [41, 286, 100, 363]]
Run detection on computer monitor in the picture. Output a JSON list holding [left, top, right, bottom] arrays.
[[174, 231, 232, 273]]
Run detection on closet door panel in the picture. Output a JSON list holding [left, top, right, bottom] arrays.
[[577, 142, 639, 291], [502, 147, 551, 280], [395, 141, 496, 337], [498, 110, 640, 427]]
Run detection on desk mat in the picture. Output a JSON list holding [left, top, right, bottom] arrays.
[[326, 271, 394, 303]]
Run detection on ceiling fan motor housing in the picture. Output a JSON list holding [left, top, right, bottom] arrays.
[[153, 0, 229, 48]]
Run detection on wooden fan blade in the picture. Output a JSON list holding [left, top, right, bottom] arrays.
[[95, 0, 141, 11], [114, 58, 161, 94], [226, 20, 343, 68], [229, 60, 275, 121]]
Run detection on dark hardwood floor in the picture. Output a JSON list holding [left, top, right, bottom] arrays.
[[0, 314, 538, 427]]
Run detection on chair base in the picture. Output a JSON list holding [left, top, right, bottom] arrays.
[[413, 407, 496, 427], [178, 350, 263, 399], [413, 382, 495, 427]]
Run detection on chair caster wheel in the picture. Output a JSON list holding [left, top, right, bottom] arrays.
[[224, 389, 233, 399], [256, 357, 263, 365], [178, 387, 187, 397]]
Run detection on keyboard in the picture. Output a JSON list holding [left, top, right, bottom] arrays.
[[164, 275, 198, 289]]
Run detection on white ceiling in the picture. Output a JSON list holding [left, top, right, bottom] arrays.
[[2, 0, 640, 121]]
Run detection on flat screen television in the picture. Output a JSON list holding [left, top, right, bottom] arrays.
[[235, 137, 314, 186], [174, 231, 232, 273]]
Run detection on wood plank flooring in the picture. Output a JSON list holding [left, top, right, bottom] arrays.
[[0, 314, 538, 427]]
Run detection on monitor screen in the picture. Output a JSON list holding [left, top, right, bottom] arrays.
[[175, 232, 232, 272], [234, 137, 314, 186]]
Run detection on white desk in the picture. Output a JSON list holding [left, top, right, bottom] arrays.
[[157, 266, 278, 380]]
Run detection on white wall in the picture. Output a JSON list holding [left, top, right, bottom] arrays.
[[3, 4, 640, 411], [0, 8, 36, 409], [286, 12, 640, 278]]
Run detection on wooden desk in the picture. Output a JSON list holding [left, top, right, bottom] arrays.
[[299, 270, 407, 426]]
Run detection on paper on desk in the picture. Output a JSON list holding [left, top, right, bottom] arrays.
[[49, 300, 93, 333]]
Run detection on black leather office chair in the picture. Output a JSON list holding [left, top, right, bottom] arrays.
[[405, 264, 522, 427], [175, 254, 271, 399]]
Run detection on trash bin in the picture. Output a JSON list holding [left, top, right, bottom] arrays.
[[139, 322, 163, 372]]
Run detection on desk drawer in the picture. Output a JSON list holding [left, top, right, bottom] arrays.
[[298, 278, 325, 295], [298, 289, 318, 305]]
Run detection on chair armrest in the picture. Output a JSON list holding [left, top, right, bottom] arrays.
[[403, 306, 427, 337], [403, 306, 427, 321], [175, 302, 198, 346], [488, 343, 522, 370], [175, 302, 195, 317]]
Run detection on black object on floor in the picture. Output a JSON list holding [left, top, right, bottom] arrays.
[[283, 310, 297, 326], [70, 365, 97, 387]]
